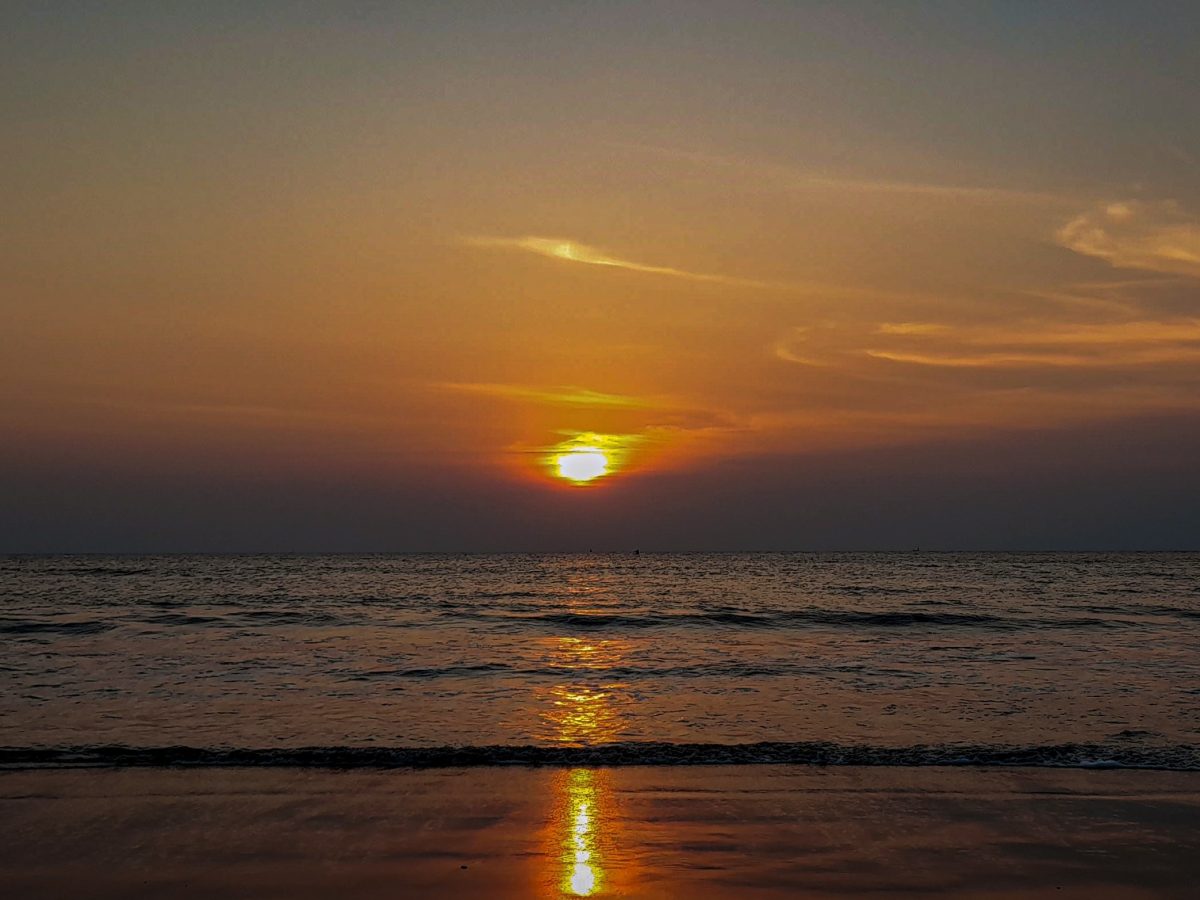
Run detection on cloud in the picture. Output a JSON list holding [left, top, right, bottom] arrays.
[[798, 174, 1063, 205], [778, 318, 1200, 371], [438, 382, 743, 464], [755, 312, 1200, 453], [1057, 201, 1200, 278], [439, 382, 654, 409], [874, 322, 952, 336], [466, 235, 776, 288], [615, 142, 1069, 206]]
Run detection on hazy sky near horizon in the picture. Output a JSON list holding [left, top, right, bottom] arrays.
[[3, 2, 1200, 550]]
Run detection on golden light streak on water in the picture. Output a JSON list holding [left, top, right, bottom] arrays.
[[537, 636, 630, 746]]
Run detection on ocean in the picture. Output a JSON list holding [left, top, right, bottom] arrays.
[[2, 552, 1198, 769]]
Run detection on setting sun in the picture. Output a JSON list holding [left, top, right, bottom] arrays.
[[543, 432, 636, 485], [556, 449, 608, 483]]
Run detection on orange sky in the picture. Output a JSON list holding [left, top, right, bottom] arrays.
[[3, 4, 1199, 548]]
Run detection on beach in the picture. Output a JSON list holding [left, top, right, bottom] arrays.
[[4, 553, 1198, 896], [8, 2, 1200, 895], [3, 765, 1198, 898]]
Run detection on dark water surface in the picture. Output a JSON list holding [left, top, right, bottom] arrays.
[[2, 553, 1198, 768]]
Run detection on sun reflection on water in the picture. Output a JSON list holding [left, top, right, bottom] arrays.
[[538, 637, 630, 746], [546, 685, 619, 745]]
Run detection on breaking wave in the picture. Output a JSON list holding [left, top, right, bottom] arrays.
[[440, 609, 1121, 631], [3, 741, 1196, 771], [0, 618, 116, 636]]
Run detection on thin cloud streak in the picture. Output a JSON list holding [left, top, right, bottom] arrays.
[[465, 236, 779, 288], [616, 142, 1072, 206], [863, 347, 1200, 368], [440, 381, 739, 436], [439, 382, 656, 409], [777, 317, 1200, 371]]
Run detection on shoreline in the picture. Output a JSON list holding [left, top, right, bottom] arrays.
[[4, 740, 1196, 771]]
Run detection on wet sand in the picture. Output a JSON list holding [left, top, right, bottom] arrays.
[[2, 766, 1198, 898]]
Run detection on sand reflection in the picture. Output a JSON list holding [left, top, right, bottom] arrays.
[[561, 768, 602, 896], [538, 636, 628, 896], [549, 765, 619, 897]]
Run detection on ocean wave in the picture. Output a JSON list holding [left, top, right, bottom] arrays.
[[337, 663, 512, 680], [439, 608, 1119, 631], [238, 609, 344, 625], [331, 660, 916, 681], [826, 584, 921, 596], [1065, 602, 1200, 621], [2, 741, 1196, 771], [3, 565, 151, 577], [134, 609, 348, 629], [139, 613, 230, 627], [0, 618, 115, 636]]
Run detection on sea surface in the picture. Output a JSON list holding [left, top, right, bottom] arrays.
[[2, 553, 1198, 769]]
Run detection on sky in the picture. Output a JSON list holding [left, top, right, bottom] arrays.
[[3, 2, 1200, 551]]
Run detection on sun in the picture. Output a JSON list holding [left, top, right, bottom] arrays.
[[556, 448, 608, 483], [543, 431, 635, 485]]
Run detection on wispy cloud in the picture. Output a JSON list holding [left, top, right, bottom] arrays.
[[776, 318, 1200, 371], [798, 174, 1064, 205], [1057, 200, 1200, 278], [874, 322, 952, 336], [756, 311, 1200, 449], [616, 142, 1070, 206], [465, 236, 776, 288], [439, 382, 655, 409], [440, 381, 740, 437]]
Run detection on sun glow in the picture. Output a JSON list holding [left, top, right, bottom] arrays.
[[556, 449, 608, 483], [545, 432, 639, 485]]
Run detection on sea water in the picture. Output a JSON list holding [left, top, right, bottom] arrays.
[[2, 553, 1198, 768]]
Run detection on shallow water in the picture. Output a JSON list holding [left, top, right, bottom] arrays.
[[2, 553, 1198, 767]]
